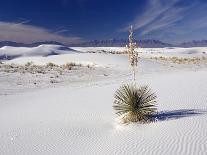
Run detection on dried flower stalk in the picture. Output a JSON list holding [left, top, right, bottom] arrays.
[[126, 25, 138, 81]]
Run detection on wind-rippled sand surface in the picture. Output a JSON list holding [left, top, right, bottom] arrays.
[[0, 46, 207, 155]]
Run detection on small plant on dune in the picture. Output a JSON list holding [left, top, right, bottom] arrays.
[[113, 25, 158, 124], [46, 62, 57, 68], [62, 63, 75, 70], [25, 61, 34, 67], [113, 84, 157, 123]]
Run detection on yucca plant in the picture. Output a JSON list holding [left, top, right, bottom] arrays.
[[113, 84, 157, 123]]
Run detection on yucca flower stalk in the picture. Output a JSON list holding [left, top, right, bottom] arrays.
[[113, 84, 157, 123], [126, 25, 138, 81]]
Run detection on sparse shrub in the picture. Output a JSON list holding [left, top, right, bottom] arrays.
[[59, 70, 63, 75], [46, 62, 57, 68], [113, 84, 157, 123], [4, 64, 13, 70], [25, 61, 33, 67], [50, 79, 58, 83], [151, 56, 207, 65], [61, 62, 81, 70], [62, 63, 73, 70], [69, 62, 78, 66]]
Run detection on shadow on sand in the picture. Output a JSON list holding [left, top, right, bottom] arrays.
[[150, 109, 207, 122]]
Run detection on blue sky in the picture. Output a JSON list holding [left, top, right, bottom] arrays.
[[0, 0, 207, 44]]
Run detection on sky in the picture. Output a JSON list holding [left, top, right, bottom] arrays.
[[0, 0, 207, 44]]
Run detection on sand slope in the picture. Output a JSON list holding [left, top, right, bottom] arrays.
[[0, 70, 207, 155], [0, 47, 207, 154]]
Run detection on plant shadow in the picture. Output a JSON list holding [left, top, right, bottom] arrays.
[[150, 109, 207, 122]]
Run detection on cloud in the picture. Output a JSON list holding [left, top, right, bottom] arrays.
[[120, 0, 180, 32], [151, 1, 207, 42], [0, 21, 83, 45], [140, 5, 188, 35], [119, 0, 207, 43]]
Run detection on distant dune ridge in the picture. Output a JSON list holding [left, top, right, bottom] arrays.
[[0, 41, 64, 48], [0, 45, 77, 60], [1, 39, 207, 48]]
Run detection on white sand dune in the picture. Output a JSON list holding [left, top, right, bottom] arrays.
[[71, 46, 207, 58], [5, 53, 129, 68], [0, 45, 76, 59], [0, 46, 207, 155], [138, 47, 207, 58]]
